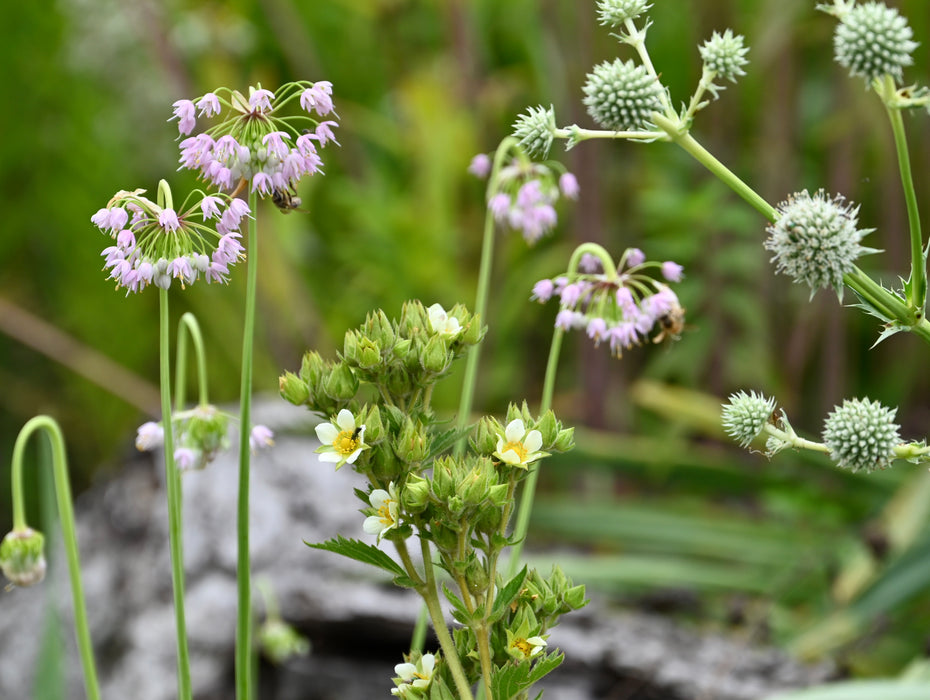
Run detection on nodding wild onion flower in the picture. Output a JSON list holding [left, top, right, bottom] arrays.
[[0, 527, 47, 587], [174, 81, 339, 201], [92, 185, 250, 293], [533, 247, 686, 358], [134, 408, 273, 472], [469, 148, 578, 245], [823, 398, 901, 473], [825, 0, 918, 85], [764, 189, 876, 299]]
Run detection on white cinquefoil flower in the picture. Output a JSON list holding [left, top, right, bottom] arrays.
[[834, 1, 917, 84], [494, 419, 547, 468], [363, 482, 400, 543], [764, 190, 874, 298], [722, 391, 776, 448], [823, 397, 900, 473], [314, 409, 369, 469], [427, 303, 462, 338], [582, 59, 664, 132]]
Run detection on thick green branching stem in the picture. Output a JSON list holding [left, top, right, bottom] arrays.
[[159, 288, 193, 700], [651, 112, 776, 221], [235, 190, 259, 700], [10, 417, 101, 700], [882, 76, 926, 313], [175, 312, 209, 410]]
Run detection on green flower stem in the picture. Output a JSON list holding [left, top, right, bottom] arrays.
[[566, 242, 618, 278], [507, 326, 564, 577], [650, 112, 776, 221], [553, 125, 663, 143], [159, 288, 193, 700], [10, 417, 101, 700], [624, 18, 674, 117], [174, 312, 209, 410], [418, 540, 476, 700], [235, 189, 259, 700], [763, 423, 831, 454], [881, 76, 926, 312]]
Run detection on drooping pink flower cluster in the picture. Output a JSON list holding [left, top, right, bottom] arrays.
[[468, 151, 578, 245], [172, 81, 338, 199], [92, 185, 250, 293], [532, 247, 686, 357]]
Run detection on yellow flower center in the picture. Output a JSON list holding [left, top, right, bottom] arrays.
[[333, 430, 361, 456], [501, 440, 528, 462], [511, 638, 533, 657], [378, 502, 395, 525]]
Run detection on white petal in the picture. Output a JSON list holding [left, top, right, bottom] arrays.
[[369, 489, 390, 509], [315, 423, 338, 443], [346, 447, 364, 464], [363, 515, 385, 535], [394, 662, 417, 680], [335, 409, 356, 432], [524, 429, 543, 453], [419, 654, 435, 674], [317, 452, 343, 463], [505, 419, 525, 442], [498, 448, 522, 465]]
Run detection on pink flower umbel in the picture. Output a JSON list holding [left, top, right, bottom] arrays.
[[174, 81, 339, 204], [91, 182, 249, 293], [533, 245, 687, 357]]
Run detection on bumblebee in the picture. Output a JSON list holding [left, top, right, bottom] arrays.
[[653, 303, 686, 344], [271, 187, 304, 214]]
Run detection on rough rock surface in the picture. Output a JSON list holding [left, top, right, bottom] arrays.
[[0, 400, 834, 699]]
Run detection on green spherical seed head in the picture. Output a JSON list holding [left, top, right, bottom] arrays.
[[512, 105, 557, 160], [596, 0, 652, 26], [722, 390, 776, 448], [582, 59, 664, 132], [764, 190, 872, 298], [700, 29, 750, 83], [834, 1, 917, 84], [823, 398, 900, 473]]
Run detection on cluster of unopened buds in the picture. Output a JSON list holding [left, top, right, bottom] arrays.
[[136, 407, 273, 472], [92, 186, 250, 293], [469, 151, 578, 244], [532, 246, 685, 357], [173, 81, 338, 203]]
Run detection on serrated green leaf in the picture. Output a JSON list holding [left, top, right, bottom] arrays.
[[442, 583, 477, 625], [428, 425, 470, 459], [306, 535, 406, 578], [428, 677, 456, 700], [525, 651, 564, 685], [490, 566, 528, 623]]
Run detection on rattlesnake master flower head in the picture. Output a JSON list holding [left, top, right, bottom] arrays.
[[92, 185, 250, 293], [0, 528, 46, 587], [823, 398, 900, 473], [175, 81, 338, 199], [833, 2, 917, 84], [596, 0, 652, 26], [722, 391, 776, 448], [512, 105, 557, 159], [583, 59, 664, 131], [764, 190, 875, 299], [700, 29, 750, 83]]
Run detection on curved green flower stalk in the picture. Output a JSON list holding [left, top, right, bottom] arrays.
[[175, 312, 210, 410], [1, 416, 101, 700]]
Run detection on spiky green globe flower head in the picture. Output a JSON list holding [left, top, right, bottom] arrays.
[[764, 190, 874, 299], [512, 105, 556, 159], [700, 29, 750, 83], [722, 391, 776, 448], [596, 0, 652, 26], [583, 59, 664, 131], [823, 397, 900, 473], [834, 1, 917, 84]]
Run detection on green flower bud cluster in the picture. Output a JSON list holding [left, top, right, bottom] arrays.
[[279, 350, 355, 416], [473, 403, 575, 456], [582, 59, 665, 132], [831, 1, 917, 85], [764, 190, 875, 299], [823, 397, 900, 473], [512, 105, 557, 160], [699, 29, 749, 83], [174, 404, 231, 471], [0, 527, 47, 587], [721, 391, 776, 448]]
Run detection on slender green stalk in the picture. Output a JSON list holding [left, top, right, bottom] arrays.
[[651, 113, 776, 221], [507, 326, 564, 577], [419, 541, 476, 700], [235, 189, 259, 700], [175, 312, 210, 410], [882, 79, 926, 312], [160, 288, 193, 700], [10, 416, 101, 700]]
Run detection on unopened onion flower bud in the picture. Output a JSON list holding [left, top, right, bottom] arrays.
[[0, 528, 46, 587], [823, 398, 900, 473], [722, 391, 776, 448]]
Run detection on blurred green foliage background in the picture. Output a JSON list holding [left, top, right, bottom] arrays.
[[4, 0, 930, 682]]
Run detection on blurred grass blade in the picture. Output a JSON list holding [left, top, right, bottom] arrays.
[[765, 681, 930, 700]]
